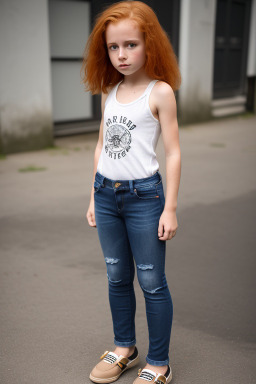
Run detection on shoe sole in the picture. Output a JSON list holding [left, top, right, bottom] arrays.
[[89, 355, 140, 383], [166, 370, 172, 383]]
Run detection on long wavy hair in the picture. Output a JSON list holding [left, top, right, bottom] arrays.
[[80, 1, 181, 94]]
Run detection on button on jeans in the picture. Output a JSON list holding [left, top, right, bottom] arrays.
[[93, 170, 173, 366]]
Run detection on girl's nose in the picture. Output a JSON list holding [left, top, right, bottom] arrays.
[[118, 48, 127, 60]]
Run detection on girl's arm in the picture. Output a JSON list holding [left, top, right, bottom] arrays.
[[153, 82, 181, 240], [87, 92, 108, 227]]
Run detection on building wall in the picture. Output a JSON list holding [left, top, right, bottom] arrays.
[[178, 0, 217, 124], [247, 0, 256, 77], [49, 0, 92, 124], [0, 0, 53, 154], [247, 0, 256, 112]]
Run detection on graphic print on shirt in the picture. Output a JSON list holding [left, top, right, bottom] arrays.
[[105, 115, 136, 160]]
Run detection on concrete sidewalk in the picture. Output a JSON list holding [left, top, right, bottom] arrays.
[[0, 114, 256, 383]]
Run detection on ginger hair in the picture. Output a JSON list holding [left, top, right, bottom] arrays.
[[80, 1, 181, 94]]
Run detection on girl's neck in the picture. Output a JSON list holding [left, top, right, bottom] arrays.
[[121, 68, 152, 87]]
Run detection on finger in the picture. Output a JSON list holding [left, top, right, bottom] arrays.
[[159, 229, 170, 241], [158, 222, 164, 238], [164, 231, 172, 240], [87, 213, 96, 227]]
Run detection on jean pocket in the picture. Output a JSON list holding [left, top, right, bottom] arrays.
[[156, 183, 165, 210], [94, 180, 102, 193], [134, 185, 159, 199]]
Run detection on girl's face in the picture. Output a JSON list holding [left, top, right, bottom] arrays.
[[105, 19, 146, 77]]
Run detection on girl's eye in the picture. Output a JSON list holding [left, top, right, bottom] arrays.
[[128, 43, 136, 48], [109, 45, 118, 50]]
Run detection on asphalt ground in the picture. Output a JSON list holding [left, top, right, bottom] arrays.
[[0, 114, 256, 384]]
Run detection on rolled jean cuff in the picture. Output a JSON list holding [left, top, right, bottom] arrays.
[[146, 356, 169, 366], [114, 337, 136, 347]]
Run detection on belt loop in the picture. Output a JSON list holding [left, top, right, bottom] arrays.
[[129, 180, 134, 194]]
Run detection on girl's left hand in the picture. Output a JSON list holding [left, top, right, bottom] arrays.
[[158, 209, 178, 241]]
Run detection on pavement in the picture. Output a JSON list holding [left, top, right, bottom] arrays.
[[0, 114, 256, 384]]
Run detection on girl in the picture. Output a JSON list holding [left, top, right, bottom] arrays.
[[81, 2, 181, 383]]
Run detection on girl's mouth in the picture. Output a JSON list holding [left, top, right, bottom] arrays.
[[119, 64, 130, 68]]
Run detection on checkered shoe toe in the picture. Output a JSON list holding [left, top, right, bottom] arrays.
[[133, 366, 172, 384], [89, 347, 140, 383]]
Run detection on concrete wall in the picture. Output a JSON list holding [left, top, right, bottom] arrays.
[[178, 0, 217, 125], [0, 0, 53, 154]]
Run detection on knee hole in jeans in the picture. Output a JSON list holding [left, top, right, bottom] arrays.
[[136, 265, 166, 294]]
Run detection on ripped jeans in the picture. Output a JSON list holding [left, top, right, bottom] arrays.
[[94, 170, 173, 366]]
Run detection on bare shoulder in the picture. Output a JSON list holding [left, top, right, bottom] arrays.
[[101, 84, 116, 109], [149, 81, 177, 123], [152, 81, 176, 104], [99, 85, 117, 145], [101, 86, 111, 102], [101, 91, 108, 107], [149, 81, 176, 120], [101, 88, 110, 111]]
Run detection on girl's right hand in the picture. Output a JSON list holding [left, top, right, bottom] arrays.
[[86, 199, 97, 227]]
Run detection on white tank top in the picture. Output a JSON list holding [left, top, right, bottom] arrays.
[[97, 79, 161, 180]]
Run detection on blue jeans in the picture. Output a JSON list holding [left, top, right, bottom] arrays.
[[94, 170, 173, 366]]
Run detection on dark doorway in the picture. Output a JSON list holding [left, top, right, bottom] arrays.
[[213, 0, 252, 99]]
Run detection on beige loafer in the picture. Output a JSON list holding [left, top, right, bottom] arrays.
[[133, 365, 172, 384], [89, 347, 140, 383]]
